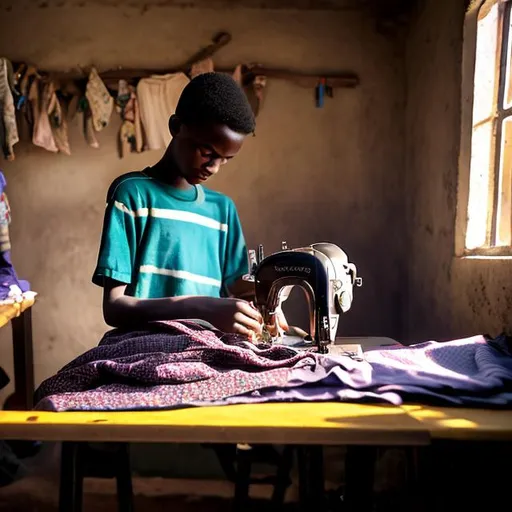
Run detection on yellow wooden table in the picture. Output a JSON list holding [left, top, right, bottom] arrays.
[[3, 403, 512, 512], [0, 294, 36, 410], [0, 402, 430, 512], [2, 333, 511, 511], [2, 400, 512, 512], [0, 403, 430, 445]]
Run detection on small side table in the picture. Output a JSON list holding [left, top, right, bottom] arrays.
[[1, 296, 35, 411]]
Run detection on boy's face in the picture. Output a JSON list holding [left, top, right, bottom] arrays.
[[170, 116, 246, 186]]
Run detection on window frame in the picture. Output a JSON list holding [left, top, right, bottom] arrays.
[[456, 0, 512, 257]]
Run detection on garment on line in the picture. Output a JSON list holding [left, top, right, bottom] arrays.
[[136, 73, 189, 151], [0, 58, 19, 161]]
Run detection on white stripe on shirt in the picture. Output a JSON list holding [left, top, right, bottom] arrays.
[[114, 201, 228, 232], [139, 265, 222, 288]]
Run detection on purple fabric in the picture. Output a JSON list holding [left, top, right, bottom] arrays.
[[0, 170, 30, 299], [33, 322, 512, 412], [0, 250, 30, 299], [237, 334, 512, 407]]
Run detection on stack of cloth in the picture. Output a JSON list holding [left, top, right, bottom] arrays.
[[0, 170, 36, 325], [34, 319, 512, 412]]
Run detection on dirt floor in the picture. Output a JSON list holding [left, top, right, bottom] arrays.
[[0, 441, 299, 511], [0, 442, 414, 511]]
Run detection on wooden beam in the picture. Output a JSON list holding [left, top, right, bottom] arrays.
[[48, 65, 359, 89]]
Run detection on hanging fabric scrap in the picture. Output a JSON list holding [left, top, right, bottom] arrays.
[[116, 79, 143, 158], [0, 58, 19, 161]]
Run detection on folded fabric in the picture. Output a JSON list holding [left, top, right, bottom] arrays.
[[33, 321, 512, 412], [0, 171, 31, 300]]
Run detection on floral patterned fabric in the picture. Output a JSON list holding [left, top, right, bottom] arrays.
[[34, 320, 318, 411]]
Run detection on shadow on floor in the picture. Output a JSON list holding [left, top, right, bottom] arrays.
[[0, 492, 293, 512]]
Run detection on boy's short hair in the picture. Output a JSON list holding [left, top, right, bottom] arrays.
[[176, 72, 256, 135]]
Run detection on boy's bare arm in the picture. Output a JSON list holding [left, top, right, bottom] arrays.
[[101, 278, 263, 335], [102, 279, 192, 327]]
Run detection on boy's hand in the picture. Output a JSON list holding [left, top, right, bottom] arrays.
[[193, 297, 263, 337]]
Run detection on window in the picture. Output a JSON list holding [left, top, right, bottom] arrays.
[[465, 0, 512, 252]]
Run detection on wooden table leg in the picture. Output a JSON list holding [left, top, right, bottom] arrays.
[[343, 445, 377, 512], [233, 444, 252, 511], [298, 446, 325, 511], [59, 442, 84, 512], [11, 308, 34, 410], [271, 445, 295, 508], [115, 443, 134, 512]]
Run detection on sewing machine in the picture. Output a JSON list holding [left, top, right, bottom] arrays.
[[245, 242, 362, 354]]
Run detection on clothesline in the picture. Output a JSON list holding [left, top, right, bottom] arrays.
[[0, 53, 359, 163], [48, 65, 359, 90]]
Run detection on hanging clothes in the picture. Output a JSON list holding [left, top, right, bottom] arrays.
[[12, 64, 38, 143], [61, 80, 83, 122], [47, 82, 71, 156], [82, 101, 99, 149], [232, 64, 266, 117], [244, 67, 267, 118], [137, 72, 189, 151], [29, 79, 58, 153], [115, 79, 143, 158], [251, 74, 267, 113], [0, 58, 19, 161], [190, 57, 214, 79], [232, 64, 243, 85], [85, 67, 113, 132]]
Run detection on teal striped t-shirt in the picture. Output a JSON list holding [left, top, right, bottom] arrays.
[[92, 171, 249, 299]]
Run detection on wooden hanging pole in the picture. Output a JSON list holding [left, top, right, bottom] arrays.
[[94, 65, 358, 88], [244, 66, 358, 89]]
